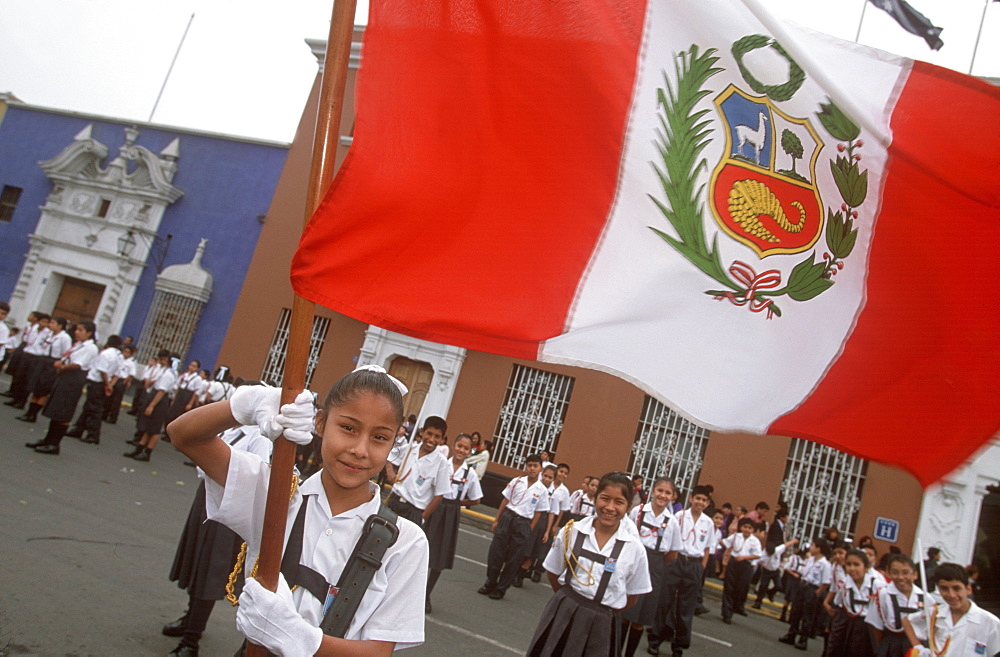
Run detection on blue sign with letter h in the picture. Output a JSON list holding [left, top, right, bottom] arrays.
[[875, 517, 899, 543]]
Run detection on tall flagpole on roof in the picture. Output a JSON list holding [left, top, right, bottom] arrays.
[[855, 0, 870, 42], [245, 0, 358, 654], [968, 0, 992, 74], [148, 13, 195, 123]]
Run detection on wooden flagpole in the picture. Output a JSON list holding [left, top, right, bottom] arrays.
[[246, 0, 357, 654]]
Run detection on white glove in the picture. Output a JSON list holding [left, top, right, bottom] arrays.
[[236, 574, 323, 657], [230, 386, 315, 444]]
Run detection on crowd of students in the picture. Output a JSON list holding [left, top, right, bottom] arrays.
[[3, 310, 997, 656]]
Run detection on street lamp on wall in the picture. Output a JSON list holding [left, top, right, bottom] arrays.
[[117, 230, 137, 258], [117, 229, 172, 273]]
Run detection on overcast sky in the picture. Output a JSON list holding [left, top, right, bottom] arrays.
[[2, 0, 996, 143]]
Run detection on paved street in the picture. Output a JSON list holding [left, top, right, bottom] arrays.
[[1, 380, 825, 656]]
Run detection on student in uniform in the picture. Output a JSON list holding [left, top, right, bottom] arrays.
[[66, 335, 122, 445], [820, 540, 850, 652], [168, 364, 428, 655], [824, 548, 884, 657], [104, 344, 136, 424], [528, 472, 652, 657], [200, 366, 235, 405], [167, 360, 205, 425], [516, 464, 558, 588], [23, 321, 99, 455], [621, 477, 681, 657], [16, 316, 71, 423], [752, 537, 798, 608], [568, 476, 595, 523], [649, 484, 715, 657], [479, 453, 550, 600], [780, 537, 833, 651], [386, 416, 452, 528], [720, 517, 763, 624], [424, 432, 483, 613], [903, 562, 1000, 657], [780, 542, 805, 622], [866, 553, 925, 657], [125, 349, 176, 462], [465, 437, 491, 479], [532, 463, 573, 582], [163, 425, 272, 657], [5, 311, 47, 408]]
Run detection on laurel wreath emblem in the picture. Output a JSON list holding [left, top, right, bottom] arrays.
[[649, 43, 864, 319]]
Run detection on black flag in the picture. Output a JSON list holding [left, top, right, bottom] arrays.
[[869, 0, 944, 50]]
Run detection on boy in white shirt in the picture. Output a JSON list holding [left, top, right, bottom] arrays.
[[904, 562, 1000, 657], [479, 453, 550, 600], [720, 516, 763, 623], [780, 537, 833, 650], [66, 335, 122, 444], [386, 416, 452, 529], [867, 553, 926, 657]]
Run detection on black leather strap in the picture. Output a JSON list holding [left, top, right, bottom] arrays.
[[563, 530, 627, 604]]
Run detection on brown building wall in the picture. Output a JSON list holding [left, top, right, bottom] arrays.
[[853, 462, 923, 556], [699, 432, 792, 511]]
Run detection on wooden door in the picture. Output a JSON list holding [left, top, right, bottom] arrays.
[[387, 356, 434, 420], [52, 276, 105, 323]]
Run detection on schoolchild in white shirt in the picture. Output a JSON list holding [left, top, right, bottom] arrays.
[[621, 477, 681, 657], [825, 548, 884, 657], [720, 516, 764, 623], [528, 472, 652, 657], [780, 537, 833, 651], [17, 316, 71, 423], [386, 416, 452, 529], [568, 476, 596, 523], [6, 311, 49, 409], [479, 453, 550, 599], [904, 562, 1000, 657], [126, 349, 177, 462], [649, 484, 715, 657], [169, 365, 429, 656], [530, 463, 573, 582], [821, 541, 851, 650], [424, 433, 483, 612], [24, 321, 99, 455], [780, 544, 805, 622], [201, 366, 235, 405], [516, 464, 559, 588], [867, 553, 926, 657], [66, 335, 122, 445], [104, 344, 136, 423], [168, 360, 204, 425], [752, 537, 798, 609]]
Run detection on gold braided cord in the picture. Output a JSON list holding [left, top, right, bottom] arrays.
[[225, 473, 300, 606], [560, 520, 596, 588]]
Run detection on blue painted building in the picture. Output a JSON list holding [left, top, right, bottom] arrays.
[[0, 96, 288, 370]]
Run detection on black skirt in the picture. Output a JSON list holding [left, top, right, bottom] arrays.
[[137, 393, 171, 434], [528, 586, 621, 657], [622, 547, 664, 626], [41, 368, 87, 422], [27, 355, 59, 397], [426, 499, 462, 571], [169, 481, 246, 601], [167, 388, 195, 424]]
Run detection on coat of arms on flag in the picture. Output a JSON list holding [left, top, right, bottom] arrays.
[[648, 40, 864, 319]]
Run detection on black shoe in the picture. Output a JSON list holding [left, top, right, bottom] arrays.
[[4, 400, 24, 408], [531, 569, 542, 583], [124, 446, 143, 458], [34, 444, 59, 455], [751, 601, 762, 609], [488, 589, 504, 600], [477, 584, 494, 595], [132, 448, 151, 462], [734, 608, 748, 616], [162, 617, 188, 637], [15, 413, 36, 423], [1, 390, 13, 397], [25, 440, 47, 448], [167, 643, 198, 657], [65, 428, 83, 438], [795, 637, 808, 650], [81, 435, 100, 445], [126, 438, 142, 446], [513, 568, 528, 588], [778, 633, 796, 645], [722, 616, 732, 624]]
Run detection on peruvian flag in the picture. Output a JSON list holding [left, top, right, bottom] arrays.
[[292, 0, 1000, 486]]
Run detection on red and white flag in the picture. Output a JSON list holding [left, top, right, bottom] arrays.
[[292, 0, 1000, 486]]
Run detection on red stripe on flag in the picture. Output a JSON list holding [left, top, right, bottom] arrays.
[[770, 62, 1000, 486], [292, 0, 647, 359]]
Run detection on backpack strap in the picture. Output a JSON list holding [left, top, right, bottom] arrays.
[[319, 503, 400, 638]]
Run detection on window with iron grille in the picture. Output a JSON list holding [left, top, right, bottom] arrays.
[[135, 290, 206, 367], [779, 439, 868, 543], [0, 185, 23, 222], [628, 396, 710, 504], [260, 308, 331, 389], [491, 365, 574, 469]]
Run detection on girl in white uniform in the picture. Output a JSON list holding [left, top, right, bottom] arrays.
[[169, 365, 429, 656], [620, 477, 680, 657], [827, 548, 883, 657], [529, 472, 651, 657]]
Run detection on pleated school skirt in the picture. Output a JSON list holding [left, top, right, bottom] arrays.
[[426, 499, 462, 571], [137, 394, 171, 434], [528, 586, 621, 657], [169, 481, 246, 600], [28, 356, 59, 397], [41, 368, 87, 422], [839, 614, 876, 657], [622, 547, 664, 626]]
